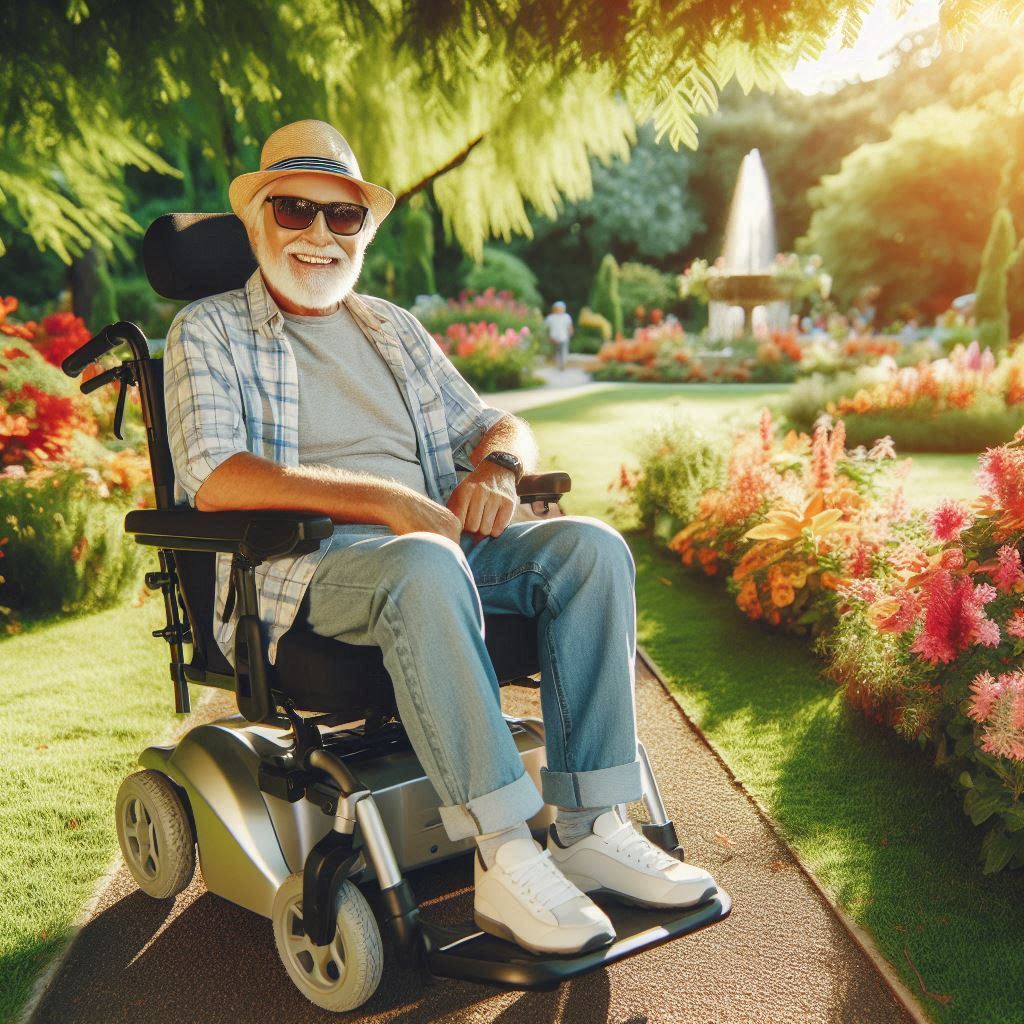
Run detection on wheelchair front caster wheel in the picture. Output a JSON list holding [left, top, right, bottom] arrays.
[[115, 770, 196, 899], [272, 872, 384, 1012]]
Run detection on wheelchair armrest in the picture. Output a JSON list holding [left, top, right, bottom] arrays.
[[124, 509, 334, 560], [517, 471, 570, 503]]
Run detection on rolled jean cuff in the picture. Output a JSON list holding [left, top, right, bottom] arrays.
[[540, 760, 643, 809], [438, 770, 545, 842]]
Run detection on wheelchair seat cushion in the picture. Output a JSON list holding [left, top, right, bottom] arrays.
[[271, 612, 541, 715]]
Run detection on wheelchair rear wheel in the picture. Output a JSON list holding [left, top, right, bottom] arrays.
[[115, 770, 196, 899], [272, 872, 384, 1012]]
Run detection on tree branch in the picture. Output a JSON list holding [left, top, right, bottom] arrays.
[[393, 134, 485, 206]]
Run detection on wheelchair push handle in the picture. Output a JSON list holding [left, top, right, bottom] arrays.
[[61, 321, 149, 378]]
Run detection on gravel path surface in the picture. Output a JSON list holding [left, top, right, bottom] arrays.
[[29, 655, 919, 1024]]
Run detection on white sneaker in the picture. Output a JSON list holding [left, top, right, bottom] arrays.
[[547, 809, 719, 910], [473, 836, 617, 955]]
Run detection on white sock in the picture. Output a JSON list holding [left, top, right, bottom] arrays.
[[475, 821, 534, 870], [554, 805, 612, 846]]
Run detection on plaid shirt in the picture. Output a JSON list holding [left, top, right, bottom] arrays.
[[164, 268, 506, 665]]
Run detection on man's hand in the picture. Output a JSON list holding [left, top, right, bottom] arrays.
[[387, 489, 463, 544], [447, 463, 518, 540]]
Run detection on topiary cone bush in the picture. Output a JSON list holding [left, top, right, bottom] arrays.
[[974, 207, 1018, 354], [590, 253, 623, 339]]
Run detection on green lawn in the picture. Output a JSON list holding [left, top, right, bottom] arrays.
[[0, 382, 1000, 1023], [0, 600, 199, 1024], [523, 384, 1023, 1024]]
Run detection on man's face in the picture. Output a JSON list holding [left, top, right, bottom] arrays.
[[254, 172, 370, 315]]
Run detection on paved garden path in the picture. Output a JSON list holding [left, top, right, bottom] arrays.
[[30, 656, 921, 1024], [487, 355, 612, 414]]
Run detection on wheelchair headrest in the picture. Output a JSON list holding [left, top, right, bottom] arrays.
[[143, 213, 258, 301]]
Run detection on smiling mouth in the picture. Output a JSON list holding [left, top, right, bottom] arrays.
[[291, 253, 339, 267]]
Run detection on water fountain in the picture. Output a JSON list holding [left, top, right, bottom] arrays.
[[707, 149, 794, 340]]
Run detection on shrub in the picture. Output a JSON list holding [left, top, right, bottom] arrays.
[[0, 463, 150, 627], [431, 321, 540, 392], [618, 262, 678, 329], [626, 418, 730, 541], [974, 207, 1016, 353], [589, 254, 623, 338], [573, 307, 611, 353], [463, 247, 542, 309], [0, 341, 97, 465], [413, 289, 544, 339]]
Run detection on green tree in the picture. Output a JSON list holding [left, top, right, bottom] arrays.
[[975, 207, 1019, 351], [3, 0, 1012, 271], [590, 254, 623, 337], [800, 103, 1019, 324]]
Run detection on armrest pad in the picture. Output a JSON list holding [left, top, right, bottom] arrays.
[[124, 509, 334, 559], [517, 472, 570, 502]]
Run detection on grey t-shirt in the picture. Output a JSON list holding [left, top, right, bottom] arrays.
[[281, 303, 429, 497]]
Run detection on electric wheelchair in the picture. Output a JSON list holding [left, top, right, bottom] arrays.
[[61, 212, 731, 1012]]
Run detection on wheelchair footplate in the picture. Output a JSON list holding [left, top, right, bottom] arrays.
[[419, 889, 731, 991]]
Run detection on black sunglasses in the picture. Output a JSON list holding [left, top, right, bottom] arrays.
[[264, 195, 369, 236]]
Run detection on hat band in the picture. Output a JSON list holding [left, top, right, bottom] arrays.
[[265, 156, 356, 177]]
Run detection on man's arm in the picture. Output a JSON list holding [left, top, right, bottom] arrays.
[[196, 450, 466, 541]]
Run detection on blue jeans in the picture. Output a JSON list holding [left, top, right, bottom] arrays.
[[294, 515, 642, 842]]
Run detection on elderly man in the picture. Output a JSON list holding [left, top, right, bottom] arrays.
[[164, 119, 717, 957]]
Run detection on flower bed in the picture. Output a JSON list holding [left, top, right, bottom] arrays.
[[0, 298, 152, 631], [411, 289, 543, 391], [620, 408, 1024, 873], [592, 323, 802, 383], [412, 288, 544, 339], [431, 321, 540, 392], [784, 342, 1024, 452]]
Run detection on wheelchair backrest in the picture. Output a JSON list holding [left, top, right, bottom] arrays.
[[140, 212, 261, 677]]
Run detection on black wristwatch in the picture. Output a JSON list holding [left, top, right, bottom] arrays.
[[483, 450, 524, 484]]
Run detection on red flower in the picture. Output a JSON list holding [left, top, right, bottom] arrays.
[[928, 500, 971, 542], [37, 313, 91, 367], [992, 544, 1024, 593], [910, 570, 1000, 664]]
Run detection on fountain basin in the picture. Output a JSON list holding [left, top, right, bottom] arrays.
[[706, 274, 796, 306]]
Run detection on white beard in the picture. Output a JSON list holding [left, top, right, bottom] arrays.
[[255, 233, 365, 313]]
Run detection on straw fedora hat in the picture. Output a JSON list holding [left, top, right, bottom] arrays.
[[228, 119, 396, 228]]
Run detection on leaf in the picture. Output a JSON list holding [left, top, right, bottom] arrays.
[[981, 825, 1015, 874], [964, 786, 1004, 826], [959, 771, 974, 789]]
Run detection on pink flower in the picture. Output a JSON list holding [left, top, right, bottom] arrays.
[[971, 670, 1024, 761], [910, 571, 1000, 664], [1007, 608, 1024, 638], [965, 340, 981, 371], [993, 545, 1024, 593], [977, 446, 1024, 521], [928, 500, 971, 542], [968, 671, 1001, 723]]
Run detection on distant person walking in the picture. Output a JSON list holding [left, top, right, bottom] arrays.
[[544, 301, 574, 371]]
